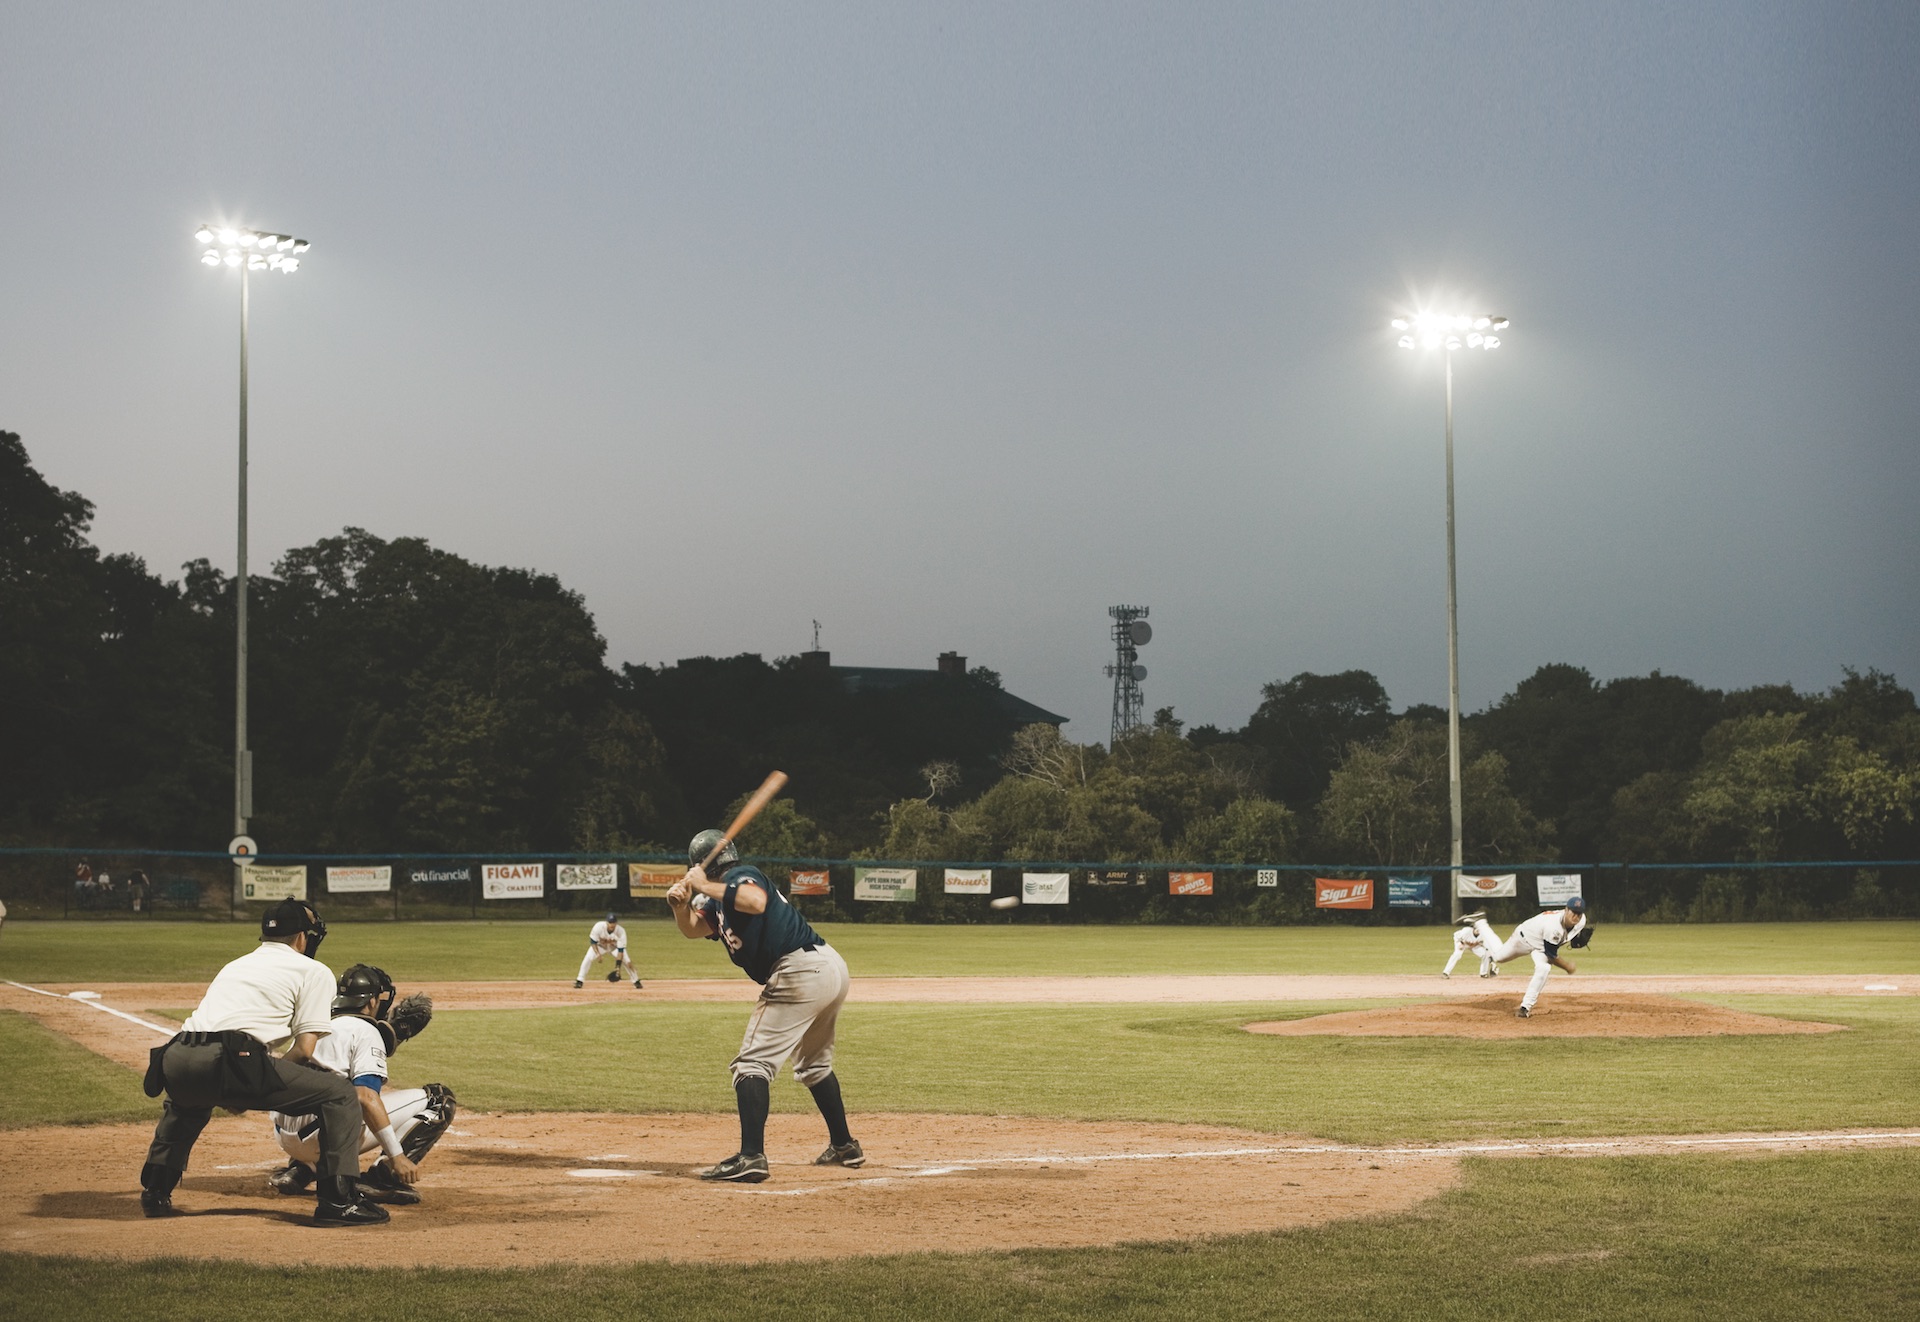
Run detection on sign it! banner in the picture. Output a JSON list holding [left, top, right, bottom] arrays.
[[854, 867, 917, 903], [1458, 873, 1518, 898], [482, 863, 545, 900], [1316, 878, 1374, 909], [1169, 871, 1213, 896]]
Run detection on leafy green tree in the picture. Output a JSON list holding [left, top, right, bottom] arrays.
[[1241, 670, 1392, 808]]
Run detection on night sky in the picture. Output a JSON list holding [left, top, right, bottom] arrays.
[[4, 2, 1915, 736]]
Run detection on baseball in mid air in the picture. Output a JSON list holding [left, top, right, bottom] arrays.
[[989, 896, 1021, 911]]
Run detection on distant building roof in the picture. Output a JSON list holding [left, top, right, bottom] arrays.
[[800, 650, 1067, 727]]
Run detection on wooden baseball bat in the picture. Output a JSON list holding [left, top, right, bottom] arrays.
[[701, 770, 789, 868]]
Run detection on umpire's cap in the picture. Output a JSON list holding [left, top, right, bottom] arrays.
[[261, 899, 327, 957], [688, 829, 740, 878]]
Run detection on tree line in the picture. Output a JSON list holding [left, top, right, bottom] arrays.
[[5, 429, 1916, 872]]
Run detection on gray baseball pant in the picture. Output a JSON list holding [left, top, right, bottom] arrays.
[[146, 1039, 363, 1178], [730, 945, 850, 1087]]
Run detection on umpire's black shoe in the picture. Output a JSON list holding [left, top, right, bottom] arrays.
[[314, 1176, 391, 1226], [814, 1140, 865, 1169], [700, 1152, 770, 1183], [267, 1160, 316, 1195], [139, 1162, 181, 1217]]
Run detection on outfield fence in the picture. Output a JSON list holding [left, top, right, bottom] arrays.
[[1, 847, 1916, 926]]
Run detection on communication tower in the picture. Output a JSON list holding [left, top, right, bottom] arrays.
[[1105, 605, 1152, 745]]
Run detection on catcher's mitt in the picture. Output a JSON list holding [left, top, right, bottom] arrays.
[[376, 992, 434, 1053], [1569, 925, 1593, 949]]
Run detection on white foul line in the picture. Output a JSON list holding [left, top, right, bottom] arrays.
[[4, 979, 177, 1035]]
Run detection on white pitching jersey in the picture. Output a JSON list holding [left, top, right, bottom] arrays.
[[1511, 909, 1587, 953], [589, 920, 628, 951]]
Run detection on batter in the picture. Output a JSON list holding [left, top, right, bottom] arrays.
[[666, 828, 862, 1183]]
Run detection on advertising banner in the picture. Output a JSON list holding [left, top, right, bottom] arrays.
[[1256, 868, 1280, 889], [628, 867, 681, 898], [241, 865, 306, 901], [854, 867, 917, 903], [1458, 873, 1518, 899], [1022, 872, 1070, 905], [408, 865, 471, 886], [1536, 873, 1582, 905], [1387, 876, 1432, 908], [944, 868, 992, 895], [482, 863, 545, 900], [789, 869, 831, 896], [326, 866, 391, 894], [1085, 869, 1145, 887], [556, 863, 617, 891], [1316, 878, 1374, 909], [1169, 871, 1214, 896]]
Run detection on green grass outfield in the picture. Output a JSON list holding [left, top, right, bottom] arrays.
[[7, 922, 1917, 1319], [4, 917, 1917, 983]]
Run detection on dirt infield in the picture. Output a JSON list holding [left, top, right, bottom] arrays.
[[1244, 994, 1849, 1039]]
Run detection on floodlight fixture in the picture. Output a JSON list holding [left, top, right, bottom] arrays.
[[1395, 310, 1508, 351]]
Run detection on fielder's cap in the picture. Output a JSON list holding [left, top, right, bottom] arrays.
[[605, 911, 619, 923], [1566, 895, 1587, 913]]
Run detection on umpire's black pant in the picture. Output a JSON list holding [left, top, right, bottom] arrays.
[[145, 1037, 363, 1179]]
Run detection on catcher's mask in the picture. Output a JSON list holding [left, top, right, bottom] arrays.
[[688, 829, 740, 879], [333, 963, 397, 1019]]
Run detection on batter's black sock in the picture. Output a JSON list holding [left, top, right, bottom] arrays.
[[735, 1075, 770, 1156], [807, 1073, 853, 1148]]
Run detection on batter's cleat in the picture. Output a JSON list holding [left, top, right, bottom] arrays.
[[1516, 1005, 1531, 1018], [573, 980, 584, 989], [1458, 911, 1488, 924], [814, 1140, 865, 1169], [139, 1162, 181, 1217], [314, 1176, 391, 1226], [700, 1152, 770, 1183], [355, 1163, 422, 1206], [267, 1160, 316, 1196]]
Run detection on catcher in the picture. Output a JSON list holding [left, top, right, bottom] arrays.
[[1485, 897, 1594, 1018], [265, 964, 456, 1205]]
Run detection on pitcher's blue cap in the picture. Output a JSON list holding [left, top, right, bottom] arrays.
[[1566, 895, 1587, 913]]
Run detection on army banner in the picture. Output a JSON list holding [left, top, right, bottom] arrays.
[[326, 866, 391, 894], [1085, 868, 1145, 887], [628, 866, 681, 898], [1458, 873, 1518, 899], [482, 863, 545, 899], [1536, 873, 1582, 905], [556, 863, 617, 891], [944, 868, 992, 895], [789, 869, 831, 896], [1315, 878, 1374, 909], [855, 867, 917, 903], [1022, 872, 1070, 905], [1169, 871, 1213, 896], [241, 865, 306, 901]]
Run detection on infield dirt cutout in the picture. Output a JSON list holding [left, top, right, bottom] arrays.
[[1244, 993, 1849, 1039]]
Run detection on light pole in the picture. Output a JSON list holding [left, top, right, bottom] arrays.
[[194, 224, 309, 866], [1392, 310, 1507, 922]]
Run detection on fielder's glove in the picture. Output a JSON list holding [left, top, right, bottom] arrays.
[[1569, 926, 1593, 949], [607, 970, 621, 983]]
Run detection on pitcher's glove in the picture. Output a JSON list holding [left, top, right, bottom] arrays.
[[377, 992, 435, 1053], [1569, 926, 1593, 949]]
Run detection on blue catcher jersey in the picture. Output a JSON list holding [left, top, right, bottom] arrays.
[[691, 864, 822, 984]]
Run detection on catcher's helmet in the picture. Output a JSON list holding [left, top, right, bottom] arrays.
[[333, 963, 396, 1019], [688, 829, 740, 878]]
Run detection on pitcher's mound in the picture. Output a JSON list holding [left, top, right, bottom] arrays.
[[1244, 995, 1846, 1039]]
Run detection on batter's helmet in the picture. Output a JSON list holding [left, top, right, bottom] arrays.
[[333, 963, 397, 1019], [688, 829, 740, 878]]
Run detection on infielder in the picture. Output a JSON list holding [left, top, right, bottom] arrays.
[[575, 912, 642, 989], [1485, 897, 1593, 1017], [666, 830, 862, 1183], [266, 964, 455, 1206], [1441, 918, 1495, 978]]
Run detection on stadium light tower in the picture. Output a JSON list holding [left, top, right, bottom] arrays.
[[194, 223, 310, 852], [1392, 309, 1508, 923]]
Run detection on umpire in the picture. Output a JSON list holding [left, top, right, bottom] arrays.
[[138, 898, 389, 1227]]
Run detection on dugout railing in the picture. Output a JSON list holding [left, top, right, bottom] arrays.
[[1, 848, 1916, 926]]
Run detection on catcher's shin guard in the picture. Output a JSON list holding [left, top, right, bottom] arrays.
[[401, 1083, 457, 1162]]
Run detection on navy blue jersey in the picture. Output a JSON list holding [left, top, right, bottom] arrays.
[[691, 864, 822, 985]]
